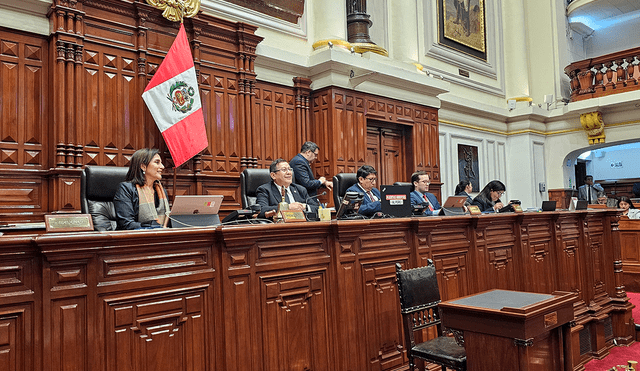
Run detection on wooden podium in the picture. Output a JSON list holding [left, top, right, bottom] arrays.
[[439, 290, 577, 371]]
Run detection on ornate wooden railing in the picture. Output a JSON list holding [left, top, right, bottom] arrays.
[[564, 46, 640, 102]]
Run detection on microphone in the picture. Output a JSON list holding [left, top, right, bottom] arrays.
[[305, 191, 327, 205]]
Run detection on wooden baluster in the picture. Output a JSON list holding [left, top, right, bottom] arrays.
[[577, 69, 594, 94], [616, 58, 626, 87], [568, 70, 579, 99], [594, 64, 605, 93], [625, 57, 635, 85], [604, 61, 615, 89]]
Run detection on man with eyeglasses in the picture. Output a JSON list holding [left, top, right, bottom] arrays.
[[346, 165, 382, 217], [290, 141, 333, 197], [410, 171, 441, 216], [256, 158, 319, 219]]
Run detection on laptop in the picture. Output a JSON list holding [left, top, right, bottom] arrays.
[[380, 185, 412, 217], [336, 191, 364, 219], [170, 195, 224, 228], [438, 196, 467, 216], [541, 200, 556, 211]]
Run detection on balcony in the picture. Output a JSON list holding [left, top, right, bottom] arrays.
[[564, 47, 640, 102]]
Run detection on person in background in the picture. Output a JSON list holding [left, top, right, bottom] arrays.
[[578, 175, 604, 204], [471, 180, 507, 213], [596, 191, 608, 205], [410, 171, 441, 216], [455, 180, 474, 205], [113, 148, 170, 230], [619, 196, 640, 219], [346, 165, 381, 217], [289, 141, 332, 197], [256, 159, 318, 219]]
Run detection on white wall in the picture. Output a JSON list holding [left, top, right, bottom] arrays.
[[587, 145, 640, 181]]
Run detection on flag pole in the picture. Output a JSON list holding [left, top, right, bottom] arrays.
[[172, 6, 184, 204]]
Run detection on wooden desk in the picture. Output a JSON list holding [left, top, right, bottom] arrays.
[[439, 290, 577, 371]]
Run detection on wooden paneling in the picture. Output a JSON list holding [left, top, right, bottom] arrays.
[[620, 218, 640, 292], [0, 211, 634, 371]]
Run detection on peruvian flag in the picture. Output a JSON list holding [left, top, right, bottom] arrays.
[[142, 24, 208, 167]]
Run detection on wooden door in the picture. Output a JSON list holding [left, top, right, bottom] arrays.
[[366, 125, 406, 185]]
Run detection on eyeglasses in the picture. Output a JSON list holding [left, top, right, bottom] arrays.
[[365, 177, 377, 182], [493, 191, 505, 196], [275, 167, 293, 173], [418, 180, 431, 184]]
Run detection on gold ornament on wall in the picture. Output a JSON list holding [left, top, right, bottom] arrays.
[[580, 111, 606, 145], [145, 0, 200, 22]]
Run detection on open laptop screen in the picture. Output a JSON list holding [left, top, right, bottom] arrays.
[[170, 195, 224, 228], [380, 185, 412, 217]]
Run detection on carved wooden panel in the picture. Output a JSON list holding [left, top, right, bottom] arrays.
[[555, 215, 584, 299], [519, 216, 556, 294], [620, 220, 640, 292], [0, 174, 45, 218], [362, 263, 404, 370], [0, 30, 48, 170], [0, 304, 35, 371], [49, 297, 87, 371], [261, 271, 331, 371], [475, 219, 518, 292], [103, 286, 212, 371], [253, 82, 300, 169]]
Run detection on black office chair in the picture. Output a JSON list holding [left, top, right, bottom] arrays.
[[240, 168, 272, 209], [80, 165, 129, 231], [332, 173, 358, 208], [394, 182, 412, 187], [395, 261, 466, 371]]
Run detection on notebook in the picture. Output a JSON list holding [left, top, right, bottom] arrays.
[[380, 185, 412, 217], [170, 195, 224, 227]]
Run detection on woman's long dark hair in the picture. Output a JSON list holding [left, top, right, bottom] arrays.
[[619, 196, 637, 209], [125, 148, 160, 186], [476, 180, 506, 202], [455, 180, 471, 195]]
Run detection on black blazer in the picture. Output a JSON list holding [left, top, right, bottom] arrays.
[[471, 194, 499, 213], [113, 181, 167, 230], [256, 181, 319, 218]]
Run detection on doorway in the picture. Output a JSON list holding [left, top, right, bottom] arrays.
[[366, 123, 409, 185]]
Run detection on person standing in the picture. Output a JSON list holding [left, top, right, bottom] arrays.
[[578, 175, 604, 204], [290, 141, 333, 197]]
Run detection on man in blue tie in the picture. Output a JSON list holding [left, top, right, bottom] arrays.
[[410, 171, 441, 215]]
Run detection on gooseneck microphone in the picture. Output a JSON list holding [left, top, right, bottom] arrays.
[[305, 191, 327, 205]]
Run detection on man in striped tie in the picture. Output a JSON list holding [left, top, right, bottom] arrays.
[[410, 171, 441, 216], [346, 165, 382, 217]]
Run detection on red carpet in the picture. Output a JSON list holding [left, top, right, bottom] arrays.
[[583, 292, 640, 371]]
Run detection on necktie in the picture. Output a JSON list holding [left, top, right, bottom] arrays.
[[423, 194, 434, 211], [368, 191, 375, 202], [284, 188, 291, 203], [587, 186, 592, 204]]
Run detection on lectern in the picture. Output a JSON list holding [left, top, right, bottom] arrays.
[[439, 290, 576, 371]]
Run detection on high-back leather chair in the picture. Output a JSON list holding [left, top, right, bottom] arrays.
[[81, 166, 129, 231], [240, 168, 272, 209], [395, 261, 466, 371], [332, 173, 358, 208], [394, 182, 412, 188]]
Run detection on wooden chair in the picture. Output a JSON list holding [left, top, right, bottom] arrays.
[[395, 261, 466, 371]]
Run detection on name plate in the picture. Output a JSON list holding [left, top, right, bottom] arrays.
[[280, 210, 307, 223], [45, 214, 94, 232], [513, 204, 523, 213], [468, 205, 482, 215]]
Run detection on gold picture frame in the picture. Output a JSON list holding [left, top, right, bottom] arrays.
[[438, 0, 487, 60]]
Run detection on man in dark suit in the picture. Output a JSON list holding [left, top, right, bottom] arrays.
[[289, 141, 332, 197], [578, 175, 603, 204], [346, 165, 381, 217], [256, 158, 319, 219]]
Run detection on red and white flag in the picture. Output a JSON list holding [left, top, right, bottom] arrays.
[[142, 24, 208, 167]]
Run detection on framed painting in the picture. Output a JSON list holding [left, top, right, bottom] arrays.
[[438, 0, 487, 60], [457, 144, 480, 192]]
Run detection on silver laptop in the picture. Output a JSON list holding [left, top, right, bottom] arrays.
[[170, 195, 224, 227]]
